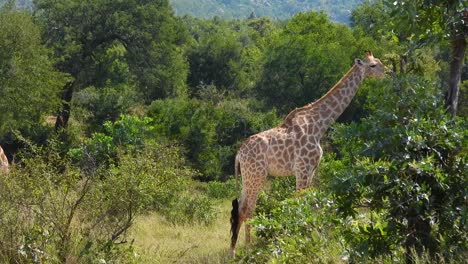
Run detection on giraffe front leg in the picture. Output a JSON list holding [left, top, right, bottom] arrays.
[[295, 170, 311, 191], [294, 162, 318, 191], [294, 146, 322, 191]]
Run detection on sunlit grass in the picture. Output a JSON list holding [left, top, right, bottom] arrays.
[[131, 199, 241, 264]]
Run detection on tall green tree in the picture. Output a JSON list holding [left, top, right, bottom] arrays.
[[184, 17, 273, 96], [386, 0, 467, 116], [256, 12, 376, 114], [0, 6, 68, 138], [185, 18, 243, 94], [33, 0, 189, 130]]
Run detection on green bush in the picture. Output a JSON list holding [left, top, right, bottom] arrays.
[[160, 193, 217, 226], [0, 139, 199, 263], [329, 76, 467, 262], [68, 114, 157, 170], [205, 178, 237, 199], [72, 83, 140, 132], [240, 187, 344, 263], [148, 97, 279, 180]]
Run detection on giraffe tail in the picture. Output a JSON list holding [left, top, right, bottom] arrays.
[[234, 153, 240, 194], [230, 153, 241, 253], [230, 198, 240, 250]]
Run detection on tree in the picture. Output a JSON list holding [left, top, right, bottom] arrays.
[[185, 19, 243, 94], [0, 6, 68, 138], [387, 0, 467, 116], [256, 12, 377, 114], [33, 0, 189, 130], [184, 17, 272, 97]]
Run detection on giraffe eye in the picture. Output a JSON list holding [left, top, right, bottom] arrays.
[[370, 64, 377, 68]]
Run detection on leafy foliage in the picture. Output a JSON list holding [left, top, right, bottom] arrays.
[[257, 12, 378, 114], [184, 17, 273, 96], [171, 0, 364, 24], [0, 139, 195, 262], [204, 178, 237, 199], [69, 115, 157, 169], [32, 0, 190, 130], [148, 96, 279, 180], [328, 76, 467, 261], [0, 7, 68, 137], [239, 179, 344, 263]]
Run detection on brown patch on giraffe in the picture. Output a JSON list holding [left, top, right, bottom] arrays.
[[329, 99, 338, 108], [293, 125, 301, 133], [334, 92, 343, 101], [273, 145, 280, 152], [305, 143, 315, 151]]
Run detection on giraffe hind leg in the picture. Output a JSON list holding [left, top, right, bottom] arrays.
[[242, 175, 267, 246]]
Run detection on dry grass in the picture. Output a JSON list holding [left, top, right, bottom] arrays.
[[131, 199, 243, 264]]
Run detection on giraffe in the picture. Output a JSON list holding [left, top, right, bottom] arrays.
[[0, 145, 9, 174], [229, 51, 386, 255]]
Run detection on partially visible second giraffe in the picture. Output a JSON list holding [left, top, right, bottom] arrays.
[[0, 145, 9, 174], [230, 51, 386, 255]]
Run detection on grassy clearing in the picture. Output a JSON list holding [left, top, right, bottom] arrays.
[[131, 199, 241, 264]]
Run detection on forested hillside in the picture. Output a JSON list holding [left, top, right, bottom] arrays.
[[1, 0, 364, 23], [171, 0, 364, 23], [0, 0, 466, 263]]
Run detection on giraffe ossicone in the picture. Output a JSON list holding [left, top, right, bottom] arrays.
[[229, 51, 387, 256]]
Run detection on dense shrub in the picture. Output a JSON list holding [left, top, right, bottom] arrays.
[[0, 7, 69, 138], [0, 133, 212, 262], [68, 114, 157, 170], [72, 84, 140, 131], [329, 76, 467, 262], [148, 96, 279, 180], [238, 179, 344, 263], [204, 178, 238, 200]]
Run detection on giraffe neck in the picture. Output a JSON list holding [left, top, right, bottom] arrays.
[[313, 65, 365, 125], [281, 65, 365, 132]]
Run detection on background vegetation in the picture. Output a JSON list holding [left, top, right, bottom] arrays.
[[0, 0, 466, 263], [1, 0, 364, 23], [171, 0, 363, 23]]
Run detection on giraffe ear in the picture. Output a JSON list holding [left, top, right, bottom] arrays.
[[355, 59, 363, 66]]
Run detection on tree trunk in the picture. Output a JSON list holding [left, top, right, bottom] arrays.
[[55, 81, 75, 131], [400, 54, 407, 74], [405, 212, 437, 264], [445, 35, 466, 116]]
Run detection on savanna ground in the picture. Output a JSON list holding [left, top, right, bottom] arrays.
[[132, 200, 233, 264]]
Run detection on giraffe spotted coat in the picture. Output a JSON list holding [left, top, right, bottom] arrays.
[[230, 51, 387, 256]]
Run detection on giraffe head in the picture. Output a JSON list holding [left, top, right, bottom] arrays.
[[355, 51, 386, 78]]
